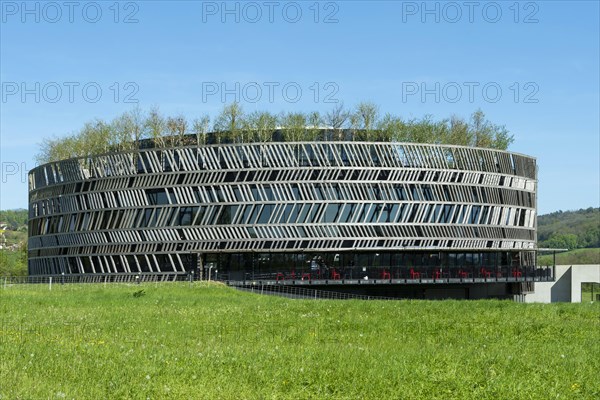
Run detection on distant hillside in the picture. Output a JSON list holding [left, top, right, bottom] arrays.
[[538, 207, 600, 249], [0, 209, 28, 249], [0, 209, 28, 230], [538, 248, 600, 266], [0, 209, 28, 276]]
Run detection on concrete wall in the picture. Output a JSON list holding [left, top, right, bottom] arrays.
[[570, 265, 600, 302], [525, 265, 600, 303]]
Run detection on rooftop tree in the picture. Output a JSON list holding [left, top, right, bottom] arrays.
[[354, 102, 380, 141], [192, 115, 211, 146], [145, 107, 166, 148], [324, 103, 349, 140], [213, 102, 245, 143], [35, 103, 516, 164]]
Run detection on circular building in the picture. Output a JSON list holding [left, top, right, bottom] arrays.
[[28, 139, 547, 297]]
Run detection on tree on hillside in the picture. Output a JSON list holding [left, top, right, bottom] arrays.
[[0, 210, 28, 230], [0, 248, 27, 276], [580, 227, 600, 248], [538, 207, 600, 249], [544, 233, 579, 250]]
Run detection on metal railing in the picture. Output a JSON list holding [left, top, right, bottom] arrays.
[[1, 265, 555, 288], [0, 274, 394, 300], [228, 265, 555, 284]]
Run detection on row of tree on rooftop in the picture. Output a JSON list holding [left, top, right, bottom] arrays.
[[36, 102, 514, 164]]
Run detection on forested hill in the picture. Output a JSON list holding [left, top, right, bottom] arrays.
[[0, 209, 28, 249], [0, 209, 28, 230], [538, 207, 599, 249], [0, 209, 28, 276]]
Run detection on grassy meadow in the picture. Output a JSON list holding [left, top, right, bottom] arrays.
[[1, 283, 599, 399], [538, 248, 600, 266]]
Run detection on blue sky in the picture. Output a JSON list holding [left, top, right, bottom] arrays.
[[1, 0, 598, 214]]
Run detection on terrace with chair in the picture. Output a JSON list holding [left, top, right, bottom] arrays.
[[227, 264, 554, 286]]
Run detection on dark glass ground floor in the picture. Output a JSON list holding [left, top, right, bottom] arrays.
[[199, 250, 550, 282]]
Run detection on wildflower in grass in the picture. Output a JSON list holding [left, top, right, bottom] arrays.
[[571, 383, 580, 391]]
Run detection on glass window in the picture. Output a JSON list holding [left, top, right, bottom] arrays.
[[257, 204, 274, 224], [323, 203, 340, 223], [248, 205, 262, 224], [339, 204, 353, 223], [180, 207, 193, 225], [470, 206, 481, 224], [297, 204, 311, 224]]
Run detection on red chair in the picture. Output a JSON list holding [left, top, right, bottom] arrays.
[[286, 270, 296, 280], [276, 273, 285, 281], [381, 270, 391, 280], [409, 268, 420, 279], [458, 269, 469, 278], [432, 269, 441, 279], [512, 268, 522, 278], [480, 268, 491, 278], [301, 273, 311, 281], [330, 269, 341, 280]]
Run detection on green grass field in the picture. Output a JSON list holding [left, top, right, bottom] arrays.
[[1, 283, 599, 399], [538, 248, 600, 266]]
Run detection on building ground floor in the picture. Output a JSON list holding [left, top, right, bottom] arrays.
[[199, 250, 546, 282], [28, 249, 559, 300], [228, 281, 535, 300]]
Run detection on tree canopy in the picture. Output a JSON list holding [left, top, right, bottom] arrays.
[[36, 103, 515, 164], [538, 207, 600, 249]]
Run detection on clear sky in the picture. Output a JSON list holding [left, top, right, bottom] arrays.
[[1, 0, 598, 214]]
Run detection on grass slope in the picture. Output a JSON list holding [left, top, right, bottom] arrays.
[[1, 283, 598, 399], [538, 248, 600, 266]]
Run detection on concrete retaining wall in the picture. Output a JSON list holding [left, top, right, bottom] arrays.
[[525, 264, 600, 303]]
